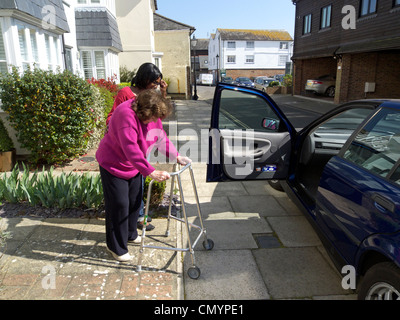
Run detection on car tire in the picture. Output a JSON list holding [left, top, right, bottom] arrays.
[[325, 86, 335, 97], [358, 262, 400, 300], [267, 180, 284, 192]]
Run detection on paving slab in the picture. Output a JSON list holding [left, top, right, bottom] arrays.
[[252, 247, 351, 299], [183, 250, 270, 300]]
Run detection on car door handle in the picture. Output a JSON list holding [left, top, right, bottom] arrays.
[[372, 194, 396, 214]]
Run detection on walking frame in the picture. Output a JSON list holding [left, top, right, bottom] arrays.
[[136, 162, 214, 279]]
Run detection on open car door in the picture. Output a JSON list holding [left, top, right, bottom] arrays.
[[207, 83, 296, 182]]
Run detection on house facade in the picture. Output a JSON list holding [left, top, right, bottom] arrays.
[[115, 0, 159, 73], [292, 0, 400, 104], [191, 38, 210, 78], [208, 28, 293, 80], [153, 13, 194, 99], [0, 0, 122, 155], [0, 0, 122, 81]]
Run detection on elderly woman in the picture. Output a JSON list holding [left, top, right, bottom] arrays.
[[96, 90, 190, 262], [107, 63, 168, 231]]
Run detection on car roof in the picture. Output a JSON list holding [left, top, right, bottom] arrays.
[[341, 99, 400, 110]]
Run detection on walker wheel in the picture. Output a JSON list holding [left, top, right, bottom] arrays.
[[202, 239, 214, 250], [187, 266, 201, 279]]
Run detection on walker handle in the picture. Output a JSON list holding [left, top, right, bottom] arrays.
[[169, 162, 192, 176]]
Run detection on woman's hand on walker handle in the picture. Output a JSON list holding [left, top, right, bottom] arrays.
[[149, 170, 170, 182], [177, 156, 192, 166]]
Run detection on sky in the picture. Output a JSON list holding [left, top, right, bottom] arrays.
[[156, 0, 296, 39]]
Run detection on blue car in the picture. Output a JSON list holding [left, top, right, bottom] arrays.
[[235, 77, 254, 88], [207, 83, 400, 300]]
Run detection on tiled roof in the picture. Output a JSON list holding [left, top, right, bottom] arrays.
[[75, 9, 122, 52], [218, 29, 293, 41], [154, 13, 195, 32], [0, 0, 70, 32], [192, 38, 209, 50]]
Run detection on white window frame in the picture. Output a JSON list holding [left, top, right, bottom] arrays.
[[16, 22, 62, 72], [303, 14, 312, 34], [280, 42, 288, 50], [360, 0, 377, 16], [227, 41, 236, 49], [81, 49, 107, 80], [321, 5, 332, 29], [0, 22, 7, 73], [246, 41, 254, 49], [245, 55, 254, 64], [278, 55, 288, 66], [227, 55, 236, 63]]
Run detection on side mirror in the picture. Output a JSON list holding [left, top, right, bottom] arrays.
[[262, 118, 280, 131]]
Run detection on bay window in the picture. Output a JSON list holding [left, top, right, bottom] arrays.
[[81, 50, 106, 80], [0, 23, 7, 74]]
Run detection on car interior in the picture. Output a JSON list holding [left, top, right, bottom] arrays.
[[296, 108, 374, 199]]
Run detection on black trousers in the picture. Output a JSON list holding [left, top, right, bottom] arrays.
[[99, 166, 143, 256]]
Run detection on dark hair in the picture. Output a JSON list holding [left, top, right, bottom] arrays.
[[132, 90, 172, 121], [131, 63, 163, 89]]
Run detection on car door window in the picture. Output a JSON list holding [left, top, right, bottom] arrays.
[[389, 165, 400, 186], [218, 89, 281, 132], [343, 108, 400, 178]]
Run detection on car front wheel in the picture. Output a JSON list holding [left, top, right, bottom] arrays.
[[358, 262, 400, 300], [267, 180, 284, 192]]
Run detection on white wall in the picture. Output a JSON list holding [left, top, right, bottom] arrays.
[[209, 30, 293, 71], [116, 0, 155, 71]]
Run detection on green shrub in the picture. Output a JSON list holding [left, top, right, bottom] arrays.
[[144, 177, 166, 208], [86, 85, 106, 150], [268, 81, 280, 87], [118, 82, 130, 89], [0, 164, 167, 211], [87, 77, 119, 128], [120, 66, 136, 83], [0, 67, 97, 165], [0, 118, 14, 152], [283, 74, 293, 87], [0, 163, 103, 209]]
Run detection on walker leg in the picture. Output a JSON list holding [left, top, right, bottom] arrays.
[[137, 179, 154, 272], [177, 174, 196, 267], [189, 165, 208, 242], [166, 164, 177, 237]]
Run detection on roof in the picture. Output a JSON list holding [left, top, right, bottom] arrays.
[[154, 13, 195, 33], [217, 29, 293, 41], [192, 38, 209, 51], [75, 9, 122, 52], [0, 0, 69, 32]]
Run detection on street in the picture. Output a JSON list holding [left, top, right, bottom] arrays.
[[195, 85, 338, 130], [165, 92, 357, 300]]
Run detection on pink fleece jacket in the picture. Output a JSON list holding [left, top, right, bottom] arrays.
[[96, 99, 178, 180]]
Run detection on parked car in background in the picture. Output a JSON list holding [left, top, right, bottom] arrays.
[[197, 73, 213, 85], [254, 76, 275, 92], [274, 74, 284, 84], [235, 77, 254, 88], [305, 75, 336, 97], [221, 76, 234, 84], [208, 82, 400, 300]]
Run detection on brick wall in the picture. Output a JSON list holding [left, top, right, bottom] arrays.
[[226, 69, 285, 80], [295, 50, 400, 104], [337, 50, 400, 103], [293, 57, 337, 95]]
